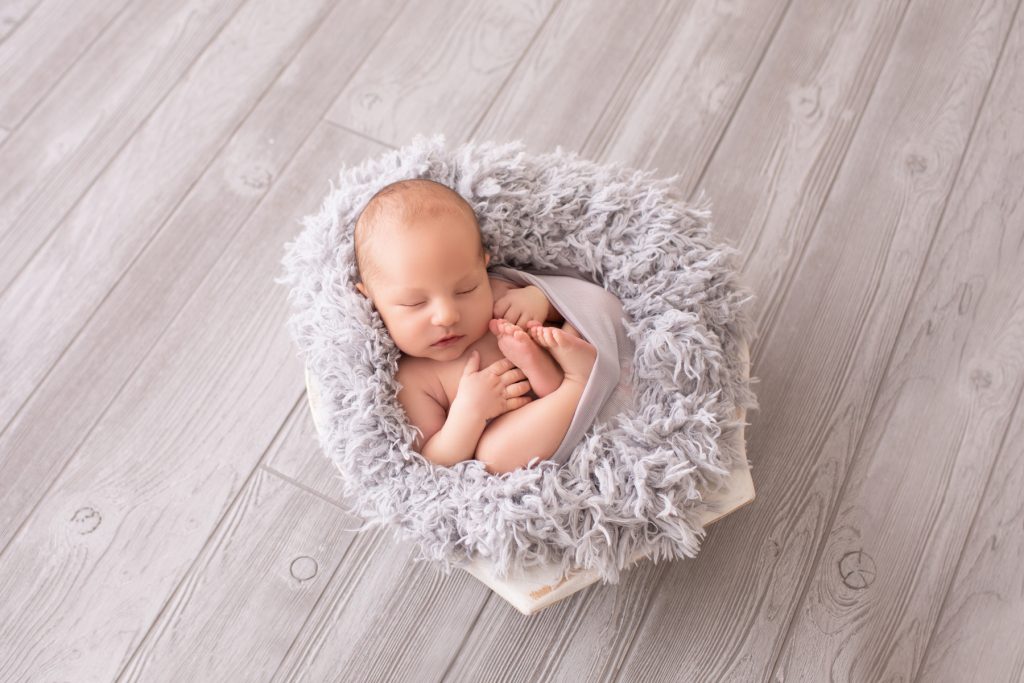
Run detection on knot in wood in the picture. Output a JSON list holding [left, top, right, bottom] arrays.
[[239, 162, 272, 192], [905, 153, 928, 175], [838, 549, 876, 590], [290, 555, 318, 582], [70, 506, 102, 535]]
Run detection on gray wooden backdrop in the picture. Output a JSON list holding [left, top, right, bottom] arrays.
[[1, 0, 1022, 680]]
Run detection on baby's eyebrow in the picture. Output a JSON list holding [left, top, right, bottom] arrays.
[[395, 273, 478, 294]]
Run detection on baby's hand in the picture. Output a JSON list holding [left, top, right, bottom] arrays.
[[493, 286, 549, 328], [453, 351, 533, 421]]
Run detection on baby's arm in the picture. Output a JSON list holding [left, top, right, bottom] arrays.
[[421, 405, 487, 467], [474, 375, 584, 474], [397, 364, 482, 467]]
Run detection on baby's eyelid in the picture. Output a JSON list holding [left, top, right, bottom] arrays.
[[400, 285, 478, 307]]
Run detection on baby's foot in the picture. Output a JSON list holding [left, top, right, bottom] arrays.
[[527, 322, 597, 386], [489, 318, 564, 397]]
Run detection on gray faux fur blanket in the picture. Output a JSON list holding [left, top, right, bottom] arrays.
[[277, 134, 760, 583]]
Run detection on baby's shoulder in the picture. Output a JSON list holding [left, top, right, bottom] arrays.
[[397, 353, 432, 382]]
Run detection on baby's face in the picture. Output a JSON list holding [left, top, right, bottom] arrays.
[[356, 212, 493, 361]]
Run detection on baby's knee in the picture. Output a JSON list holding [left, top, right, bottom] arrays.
[[475, 424, 542, 474], [474, 429, 513, 472]]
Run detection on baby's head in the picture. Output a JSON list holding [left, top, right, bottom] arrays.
[[354, 178, 494, 360]]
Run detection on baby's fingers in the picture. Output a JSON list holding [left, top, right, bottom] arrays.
[[504, 379, 531, 397], [505, 396, 532, 411], [493, 298, 511, 318], [500, 367, 527, 383], [462, 350, 480, 375], [486, 357, 516, 374]]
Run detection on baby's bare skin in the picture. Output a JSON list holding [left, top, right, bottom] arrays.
[[416, 278, 583, 409], [474, 319, 596, 471], [353, 179, 597, 473], [398, 277, 597, 473], [490, 317, 564, 397]]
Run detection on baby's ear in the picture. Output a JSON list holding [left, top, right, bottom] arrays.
[[355, 281, 369, 298]]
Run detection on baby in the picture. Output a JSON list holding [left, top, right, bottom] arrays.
[[353, 178, 597, 474]]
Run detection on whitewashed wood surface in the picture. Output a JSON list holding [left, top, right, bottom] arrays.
[[1, 0, 1022, 680]]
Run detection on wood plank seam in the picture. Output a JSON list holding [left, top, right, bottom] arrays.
[[0, 107, 333, 564], [918, 381, 1024, 677], [114, 392, 308, 679], [768, 0, 1024, 677], [0, 11, 365, 562], [0, 0, 253, 297], [0, 0, 349, 443], [605, 3, 917, 675], [739, 0, 915, 354], [468, 0, 563, 141], [0, 0, 402, 459], [0, 0, 134, 130], [576, 0, 675, 157], [319, 117, 396, 151], [874, 0, 1024, 675]]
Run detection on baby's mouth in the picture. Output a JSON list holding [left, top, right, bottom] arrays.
[[433, 334, 463, 346]]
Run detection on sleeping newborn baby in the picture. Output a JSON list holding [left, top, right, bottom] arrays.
[[353, 178, 597, 474]]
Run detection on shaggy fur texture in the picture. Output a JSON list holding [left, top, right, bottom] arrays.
[[276, 134, 760, 583]]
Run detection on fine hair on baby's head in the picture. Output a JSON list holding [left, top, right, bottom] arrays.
[[353, 178, 486, 295]]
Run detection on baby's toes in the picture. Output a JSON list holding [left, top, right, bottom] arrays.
[[529, 326, 550, 347], [512, 327, 532, 344], [547, 328, 567, 347]]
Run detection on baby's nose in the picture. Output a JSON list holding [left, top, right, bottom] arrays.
[[431, 301, 459, 326]]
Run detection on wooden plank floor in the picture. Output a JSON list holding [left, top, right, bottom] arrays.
[[1, 0, 1022, 680]]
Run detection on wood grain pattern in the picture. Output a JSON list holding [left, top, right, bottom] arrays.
[[443, 0, 915, 678], [119, 458, 360, 682], [583, 0, 790, 183], [620, 0, 1018, 679], [1, 0, 1022, 679], [920, 401, 1024, 681], [0, 0, 344, 548], [0, 0, 132, 127], [0, 0, 399, 557], [0, 119, 355, 682], [324, 0, 554, 147], [0, 0, 247, 292], [774, 4, 1024, 679], [0, 0, 42, 44], [271, 511, 491, 682], [706, 0, 910, 333], [471, 0, 670, 154]]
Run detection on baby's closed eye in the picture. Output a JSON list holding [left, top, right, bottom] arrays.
[[399, 285, 479, 307]]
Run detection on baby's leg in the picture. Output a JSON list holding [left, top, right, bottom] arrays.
[[474, 327, 596, 474]]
